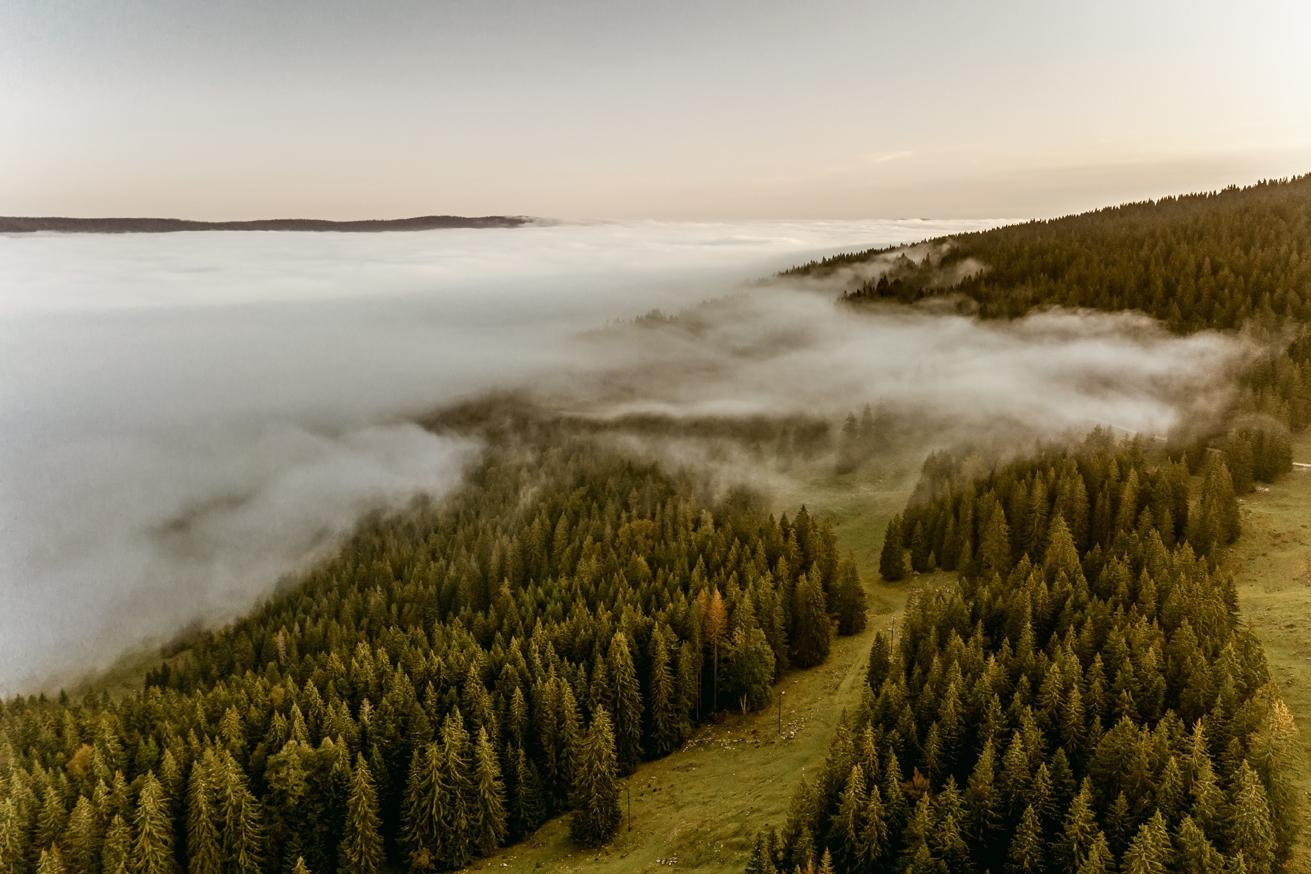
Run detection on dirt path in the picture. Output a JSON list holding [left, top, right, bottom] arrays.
[[466, 466, 929, 873]]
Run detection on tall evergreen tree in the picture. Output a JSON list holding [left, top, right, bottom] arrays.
[[570, 709, 621, 848], [130, 774, 176, 874], [338, 755, 383, 874]]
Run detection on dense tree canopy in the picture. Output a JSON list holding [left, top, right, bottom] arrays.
[[752, 434, 1300, 873], [0, 435, 867, 873]]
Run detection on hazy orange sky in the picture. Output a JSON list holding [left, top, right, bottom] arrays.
[[3, 0, 1309, 220]]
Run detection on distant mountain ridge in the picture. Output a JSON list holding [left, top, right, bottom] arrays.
[[0, 214, 534, 233]]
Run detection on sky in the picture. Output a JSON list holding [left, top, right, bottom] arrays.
[[2, 0, 1310, 220]]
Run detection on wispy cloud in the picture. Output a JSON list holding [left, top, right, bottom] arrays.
[[864, 149, 916, 165]]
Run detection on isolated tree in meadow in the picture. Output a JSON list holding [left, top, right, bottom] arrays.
[[831, 560, 867, 634], [879, 515, 908, 581], [723, 625, 776, 712], [789, 571, 832, 668], [570, 709, 621, 848], [338, 755, 383, 874]]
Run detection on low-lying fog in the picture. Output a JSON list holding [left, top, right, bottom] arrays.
[[0, 218, 1251, 694]]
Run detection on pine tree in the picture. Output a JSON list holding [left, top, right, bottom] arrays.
[[36, 847, 66, 874], [185, 762, 220, 874], [570, 709, 621, 848], [1227, 761, 1275, 873], [647, 628, 680, 756], [789, 571, 832, 668], [1174, 815, 1224, 874], [608, 633, 644, 773], [36, 787, 67, 861], [216, 752, 262, 874], [100, 815, 131, 874], [470, 728, 507, 856], [1061, 780, 1100, 870], [131, 773, 177, 874], [1121, 811, 1170, 874], [1076, 833, 1113, 874], [879, 515, 908, 582], [831, 560, 867, 635], [1006, 804, 1043, 873], [979, 502, 1012, 578], [401, 743, 441, 873], [63, 795, 101, 874], [338, 755, 383, 874]]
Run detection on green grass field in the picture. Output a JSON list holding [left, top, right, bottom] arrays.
[[1223, 432, 1311, 869], [466, 458, 932, 873]]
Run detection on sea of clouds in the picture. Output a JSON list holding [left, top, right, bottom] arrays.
[[0, 218, 1251, 693]]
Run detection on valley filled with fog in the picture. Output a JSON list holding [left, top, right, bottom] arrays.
[[0, 218, 1252, 693]]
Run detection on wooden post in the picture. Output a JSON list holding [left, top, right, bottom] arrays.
[[626, 783, 632, 831], [777, 690, 783, 735]]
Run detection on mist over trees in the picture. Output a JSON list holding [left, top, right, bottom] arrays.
[[0, 434, 867, 872]]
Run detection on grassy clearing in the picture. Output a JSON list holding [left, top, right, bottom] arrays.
[[468, 459, 932, 873], [1223, 431, 1311, 869]]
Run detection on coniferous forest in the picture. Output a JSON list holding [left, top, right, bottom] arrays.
[[4, 175, 1311, 874]]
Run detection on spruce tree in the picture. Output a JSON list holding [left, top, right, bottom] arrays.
[[879, 515, 908, 581], [1227, 761, 1275, 873], [36, 846, 66, 874], [100, 815, 131, 874], [570, 709, 621, 848], [470, 728, 507, 856], [647, 628, 680, 756], [607, 633, 644, 774], [338, 755, 383, 874], [789, 571, 832, 668], [1121, 811, 1170, 874], [185, 763, 220, 874], [1006, 804, 1043, 872], [63, 795, 101, 874], [831, 560, 867, 635], [130, 773, 177, 874], [401, 743, 441, 873]]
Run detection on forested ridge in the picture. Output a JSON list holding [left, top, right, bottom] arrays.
[[0, 435, 867, 873], [790, 174, 1311, 431], [747, 175, 1311, 872]]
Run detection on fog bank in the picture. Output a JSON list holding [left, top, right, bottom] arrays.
[[0, 219, 993, 693]]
